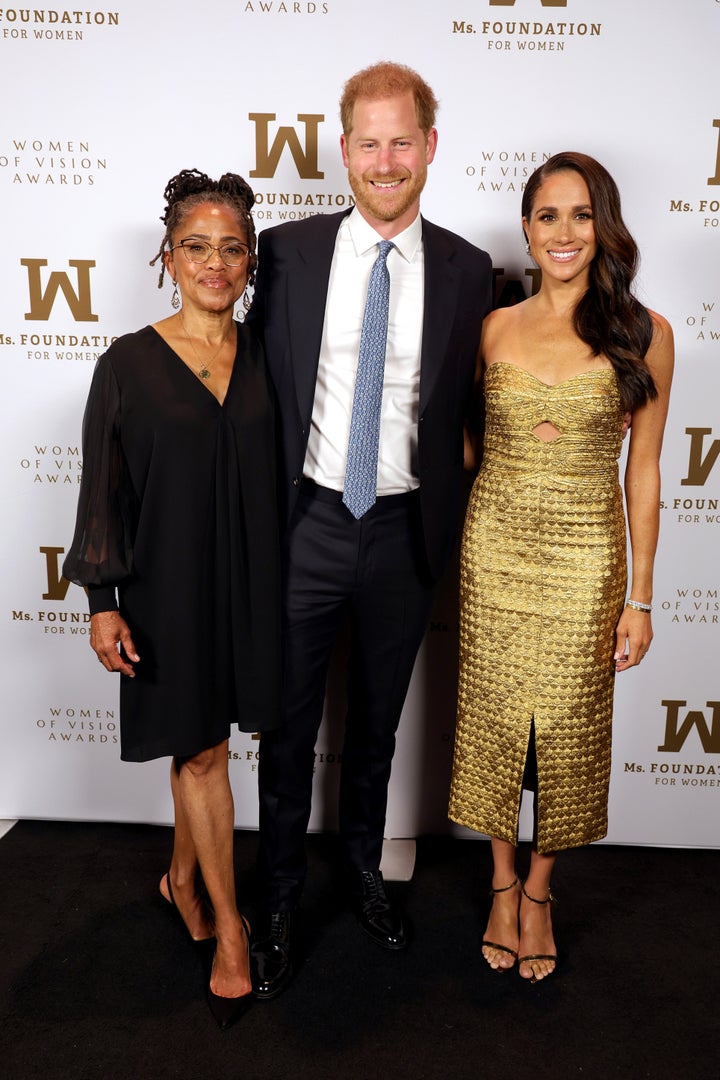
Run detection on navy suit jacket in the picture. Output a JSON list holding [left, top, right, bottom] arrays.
[[249, 209, 493, 582]]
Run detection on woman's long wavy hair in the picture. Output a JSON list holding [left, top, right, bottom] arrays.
[[522, 152, 657, 410], [149, 168, 257, 290]]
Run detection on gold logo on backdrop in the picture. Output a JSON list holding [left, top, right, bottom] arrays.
[[40, 546, 71, 601], [658, 700, 720, 754], [467, 7, 599, 50], [249, 114, 324, 180], [709, 119, 720, 186], [681, 428, 720, 487], [492, 266, 542, 307], [22, 259, 98, 322], [668, 121, 720, 225]]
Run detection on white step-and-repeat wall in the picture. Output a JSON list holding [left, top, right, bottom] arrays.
[[1, 1, 718, 847]]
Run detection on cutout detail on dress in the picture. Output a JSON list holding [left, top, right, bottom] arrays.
[[532, 420, 561, 443]]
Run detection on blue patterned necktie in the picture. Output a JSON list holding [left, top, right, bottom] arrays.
[[342, 240, 394, 519]]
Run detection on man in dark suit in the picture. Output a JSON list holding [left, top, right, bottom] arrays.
[[249, 61, 493, 999]]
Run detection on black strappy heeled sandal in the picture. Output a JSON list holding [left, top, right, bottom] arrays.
[[482, 875, 520, 972], [518, 881, 557, 983]]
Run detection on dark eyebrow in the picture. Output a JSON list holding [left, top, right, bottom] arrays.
[[181, 233, 246, 242], [534, 204, 592, 214]]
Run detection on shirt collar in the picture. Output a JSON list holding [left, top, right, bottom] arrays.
[[347, 207, 423, 262]]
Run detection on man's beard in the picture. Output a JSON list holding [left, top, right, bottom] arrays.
[[348, 167, 426, 223]]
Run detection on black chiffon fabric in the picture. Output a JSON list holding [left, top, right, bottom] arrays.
[[63, 324, 282, 761]]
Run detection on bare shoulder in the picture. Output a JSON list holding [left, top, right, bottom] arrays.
[[480, 301, 526, 355], [646, 309, 675, 383], [649, 309, 674, 342], [481, 303, 523, 337]]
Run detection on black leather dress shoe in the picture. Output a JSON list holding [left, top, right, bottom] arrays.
[[355, 870, 409, 951], [250, 912, 294, 1000]]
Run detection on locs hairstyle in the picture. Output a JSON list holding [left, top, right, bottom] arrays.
[[150, 168, 257, 290], [522, 152, 657, 411]]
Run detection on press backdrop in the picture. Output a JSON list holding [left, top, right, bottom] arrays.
[[1, 0, 718, 847]]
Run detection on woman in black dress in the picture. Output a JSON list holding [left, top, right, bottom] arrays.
[[63, 169, 281, 1028]]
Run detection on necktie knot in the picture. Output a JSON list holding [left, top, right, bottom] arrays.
[[342, 240, 395, 520], [377, 239, 394, 262]]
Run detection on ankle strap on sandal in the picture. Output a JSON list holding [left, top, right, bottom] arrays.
[[521, 881, 557, 905], [489, 875, 519, 897]]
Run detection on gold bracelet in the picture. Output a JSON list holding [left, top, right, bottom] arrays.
[[626, 599, 652, 613]]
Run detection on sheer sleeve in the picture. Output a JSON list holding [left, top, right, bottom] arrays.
[[63, 352, 137, 612]]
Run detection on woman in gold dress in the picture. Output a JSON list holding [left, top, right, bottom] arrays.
[[448, 152, 674, 982]]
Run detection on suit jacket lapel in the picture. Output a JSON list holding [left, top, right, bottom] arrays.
[[419, 218, 461, 414], [287, 210, 349, 425]]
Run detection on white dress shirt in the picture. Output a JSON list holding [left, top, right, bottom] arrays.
[[303, 208, 424, 494]]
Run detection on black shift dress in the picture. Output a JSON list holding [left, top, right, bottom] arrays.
[[63, 324, 282, 761]]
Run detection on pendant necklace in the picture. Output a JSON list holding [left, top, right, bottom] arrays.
[[179, 310, 231, 380]]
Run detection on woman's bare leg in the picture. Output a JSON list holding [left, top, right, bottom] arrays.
[[482, 836, 521, 970], [518, 847, 557, 981], [158, 758, 214, 941], [174, 740, 250, 998]]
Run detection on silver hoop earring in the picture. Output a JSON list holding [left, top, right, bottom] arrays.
[[171, 281, 180, 310]]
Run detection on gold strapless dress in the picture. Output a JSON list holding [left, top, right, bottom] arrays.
[[449, 362, 626, 852]]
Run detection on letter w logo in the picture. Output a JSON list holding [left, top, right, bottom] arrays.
[[22, 259, 98, 322], [249, 113, 324, 180], [658, 700, 720, 753], [681, 427, 720, 486], [40, 546, 71, 602]]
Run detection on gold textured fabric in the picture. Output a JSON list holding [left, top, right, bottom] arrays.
[[449, 363, 627, 853]]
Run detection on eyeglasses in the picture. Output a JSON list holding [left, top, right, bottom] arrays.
[[171, 239, 250, 266]]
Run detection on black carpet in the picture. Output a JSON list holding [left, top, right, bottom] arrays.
[[0, 821, 716, 1080]]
